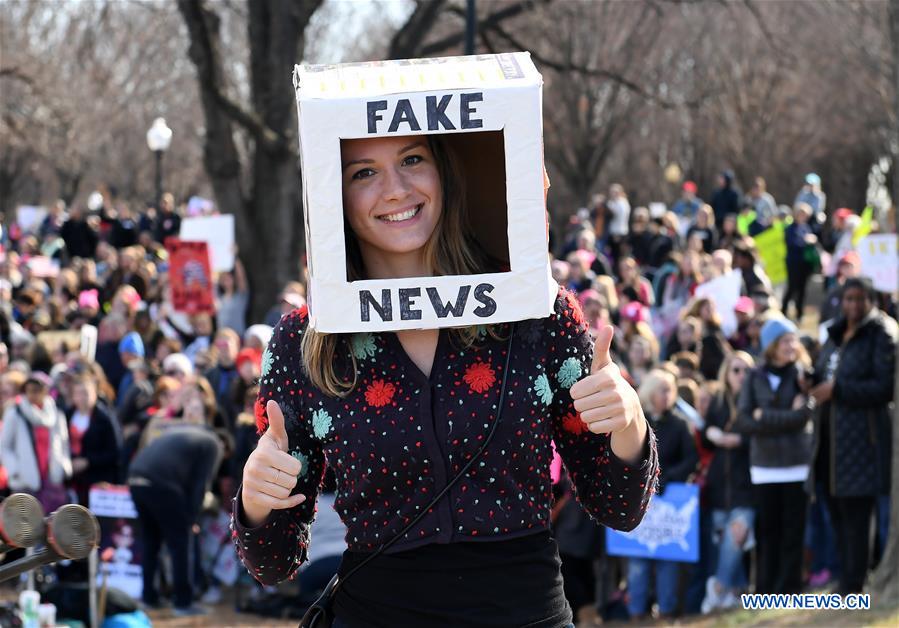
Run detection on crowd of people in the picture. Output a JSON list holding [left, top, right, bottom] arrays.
[[0, 167, 895, 624]]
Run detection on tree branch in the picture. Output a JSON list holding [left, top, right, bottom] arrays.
[[389, 0, 448, 60], [420, 0, 554, 57], [178, 0, 288, 155]]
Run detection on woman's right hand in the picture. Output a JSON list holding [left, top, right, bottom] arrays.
[[241, 400, 306, 527]]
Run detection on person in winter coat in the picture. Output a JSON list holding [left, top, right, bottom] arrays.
[[67, 373, 122, 504], [701, 352, 756, 612], [627, 369, 699, 620], [0, 371, 72, 512], [734, 317, 813, 595], [710, 170, 741, 226], [782, 203, 818, 321], [808, 278, 898, 594]]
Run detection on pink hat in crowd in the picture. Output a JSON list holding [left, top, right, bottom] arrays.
[[734, 296, 755, 315], [78, 289, 100, 310], [621, 301, 646, 324], [577, 289, 602, 307]]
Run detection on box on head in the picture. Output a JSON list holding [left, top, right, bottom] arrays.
[[294, 52, 554, 333]]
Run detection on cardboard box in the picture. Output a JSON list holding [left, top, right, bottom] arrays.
[[293, 53, 554, 332]]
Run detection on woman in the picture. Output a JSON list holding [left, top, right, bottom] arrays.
[[808, 278, 898, 594], [701, 352, 755, 612], [735, 317, 813, 594], [616, 256, 653, 307], [0, 371, 72, 512], [684, 297, 732, 381], [233, 135, 658, 627], [627, 369, 698, 620], [686, 205, 718, 254], [67, 373, 122, 504], [215, 251, 250, 335], [782, 203, 817, 321]]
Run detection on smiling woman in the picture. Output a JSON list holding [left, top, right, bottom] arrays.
[[340, 132, 509, 283]]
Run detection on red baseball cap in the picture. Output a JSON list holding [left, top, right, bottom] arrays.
[[683, 181, 698, 194], [834, 208, 853, 221]]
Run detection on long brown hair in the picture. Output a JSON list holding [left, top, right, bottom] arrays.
[[304, 135, 498, 397]]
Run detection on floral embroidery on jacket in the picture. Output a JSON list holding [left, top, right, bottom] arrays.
[[311, 408, 333, 440], [534, 373, 553, 406], [557, 357, 582, 389], [463, 361, 496, 393], [364, 380, 396, 407]]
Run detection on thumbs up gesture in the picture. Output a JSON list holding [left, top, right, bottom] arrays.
[[570, 326, 645, 441], [241, 400, 307, 527]]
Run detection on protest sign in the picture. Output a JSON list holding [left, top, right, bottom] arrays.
[[89, 485, 142, 599], [753, 222, 787, 285], [857, 234, 898, 293], [26, 256, 59, 278], [695, 270, 742, 337], [16, 206, 47, 234], [166, 239, 215, 314], [606, 482, 700, 563], [180, 214, 235, 272], [294, 53, 553, 332]]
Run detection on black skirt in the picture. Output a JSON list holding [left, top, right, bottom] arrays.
[[333, 531, 572, 628]]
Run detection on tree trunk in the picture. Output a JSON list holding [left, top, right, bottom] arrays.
[[178, 0, 320, 322], [869, 0, 899, 607]]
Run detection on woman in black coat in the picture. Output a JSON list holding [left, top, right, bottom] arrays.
[[809, 278, 898, 594], [67, 373, 123, 504], [734, 317, 813, 595]]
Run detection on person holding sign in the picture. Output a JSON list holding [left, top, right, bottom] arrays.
[[232, 134, 658, 627]]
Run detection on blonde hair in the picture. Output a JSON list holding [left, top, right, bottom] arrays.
[[304, 135, 499, 397], [638, 368, 677, 411]]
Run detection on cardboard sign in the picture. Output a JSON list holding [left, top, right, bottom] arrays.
[[753, 222, 787, 285], [858, 234, 898, 293], [606, 482, 699, 563], [166, 239, 215, 314], [16, 206, 47, 234], [695, 270, 742, 337], [294, 53, 554, 332], [89, 485, 143, 599], [180, 214, 235, 272]]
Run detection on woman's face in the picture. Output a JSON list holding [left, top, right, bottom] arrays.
[[681, 253, 696, 274], [774, 333, 800, 365], [342, 136, 443, 269], [72, 381, 97, 412], [696, 210, 709, 228], [677, 322, 696, 346], [651, 379, 676, 414], [24, 383, 46, 408], [699, 301, 712, 321], [727, 358, 749, 393], [628, 339, 649, 368], [181, 387, 206, 424], [842, 286, 872, 324]]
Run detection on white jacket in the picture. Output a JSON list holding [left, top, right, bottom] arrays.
[[1, 397, 72, 492]]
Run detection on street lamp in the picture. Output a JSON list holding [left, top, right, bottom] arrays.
[[146, 117, 173, 211]]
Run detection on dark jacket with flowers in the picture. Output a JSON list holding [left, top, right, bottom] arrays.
[[231, 289, 659, 585]]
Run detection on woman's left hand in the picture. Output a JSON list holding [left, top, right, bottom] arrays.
[[571, 326, 647, 462]]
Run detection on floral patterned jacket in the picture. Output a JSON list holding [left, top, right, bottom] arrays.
[[232, 288, 659, 584]]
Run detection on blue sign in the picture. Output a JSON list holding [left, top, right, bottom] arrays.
[[605, 482, 699, 563]]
